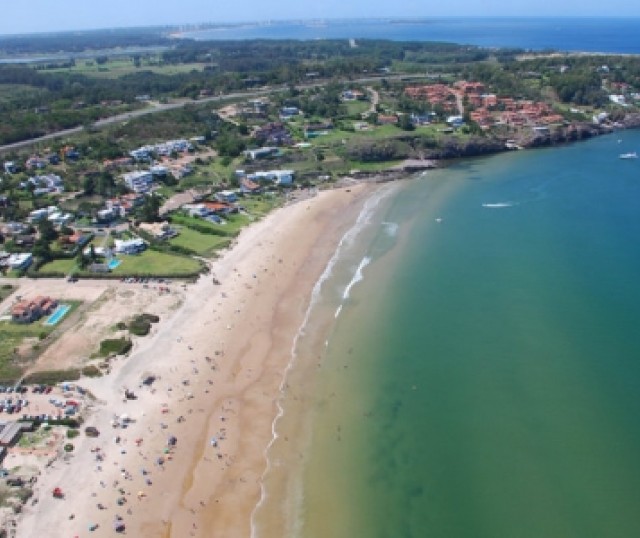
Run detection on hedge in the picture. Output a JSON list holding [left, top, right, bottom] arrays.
[[22, 369, 82, 384]]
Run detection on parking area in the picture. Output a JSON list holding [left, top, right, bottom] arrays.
[[0, 384, 85, 421]]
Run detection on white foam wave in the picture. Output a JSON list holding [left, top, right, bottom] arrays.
[[382, 221, 399, 237], [342, 257, 371, 301], [250, 184, 395, 538]]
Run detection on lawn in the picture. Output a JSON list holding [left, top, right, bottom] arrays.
[[169, 227, 231, 257], [109, 250, 202, 276], [39, 258, 77, 275], [170, 214, 236, 235], [241, 195, 285, 217]]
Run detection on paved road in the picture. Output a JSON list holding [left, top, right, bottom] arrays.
[[0, 74, 427, 154]]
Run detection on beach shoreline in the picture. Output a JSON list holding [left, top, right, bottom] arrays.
[[13, 181, 380, 538]]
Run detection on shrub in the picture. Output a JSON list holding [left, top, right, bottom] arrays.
[[128, 320, 151, 336], [81, 365, 102, 378], [66, 429, 79, 439], [127, 313, 160, 336], [139, 313, 160, 323], [98, 337, 132, 356], [63, 443, 74, 452]]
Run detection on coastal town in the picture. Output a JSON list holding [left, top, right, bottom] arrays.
[[1, 26, 640, 537]]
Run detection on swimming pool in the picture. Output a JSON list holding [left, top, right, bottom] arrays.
[[45, 304, 71, 326], [108, 259, 121, 270]]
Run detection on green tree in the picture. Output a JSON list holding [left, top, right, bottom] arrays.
[[32, 238, 52, 262], [38, 218, 58, 242], [76, 250, 88, 269], [140, 195, 161, 223], [398, 114, 415, 131], [83, 175, 96, 196]]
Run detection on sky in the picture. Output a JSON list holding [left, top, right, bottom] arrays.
[[1, 0, 640, 36]]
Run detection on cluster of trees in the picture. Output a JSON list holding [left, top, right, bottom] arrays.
[[0, 27, 170, 55]]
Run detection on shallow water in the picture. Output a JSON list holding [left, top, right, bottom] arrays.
[[255, 131, 640, 538]]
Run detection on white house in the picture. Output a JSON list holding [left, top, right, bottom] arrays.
[[4, 161, 18, 174], [150, 165, 169, 177], [216, 190, 237, 203], [609, 94, 628, 106], [183, 204, 210, 218], [280, 106, 300, 119], [97, 208, 118, 222], [248, 170, 295, 185], [122, 170, 153, 193], [244, 147, 278, 160], [47, 212, 73, 226], [114, 238, 146, 255], [7, 253, 33, 270], [593, 112, 609, 124], [28, 208, 50, 222]]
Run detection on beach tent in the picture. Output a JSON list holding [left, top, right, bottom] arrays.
[[113, 518, 125, 532]]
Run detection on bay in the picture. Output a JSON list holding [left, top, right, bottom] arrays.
[[186, 17, 640, 54]]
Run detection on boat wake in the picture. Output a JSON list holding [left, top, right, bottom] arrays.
[[482, 202, 516, 208]]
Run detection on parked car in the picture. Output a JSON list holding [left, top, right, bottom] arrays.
[[85, 426, 100, 438]]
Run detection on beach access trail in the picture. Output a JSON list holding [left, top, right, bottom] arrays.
[[15, 183, 377, 538]]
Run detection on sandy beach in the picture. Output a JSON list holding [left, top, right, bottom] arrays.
[[12, 182, 377, 538]]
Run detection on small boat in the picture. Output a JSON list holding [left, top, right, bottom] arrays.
[[619, 152, 638, 159]]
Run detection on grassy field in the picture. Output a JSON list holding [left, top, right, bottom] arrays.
[[169, 227, 231, 257], [344, 100, 370, 117], [109, 250, 202, 276], [46, 57, 210, 79], [39, 249, 202, 277]]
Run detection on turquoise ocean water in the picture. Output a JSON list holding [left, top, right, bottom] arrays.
[[254, 131, 640, 537]]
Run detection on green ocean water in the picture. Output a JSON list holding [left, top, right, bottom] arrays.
[[254, 132, 640, 538]]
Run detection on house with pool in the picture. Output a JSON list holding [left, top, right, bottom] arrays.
[[11, 295, 58, 323]]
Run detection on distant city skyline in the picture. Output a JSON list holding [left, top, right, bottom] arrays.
[[2, 1, 640, 36]]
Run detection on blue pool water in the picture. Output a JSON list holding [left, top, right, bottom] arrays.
[[45, 304, 70, 326], [108, 259, 121, 270]]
